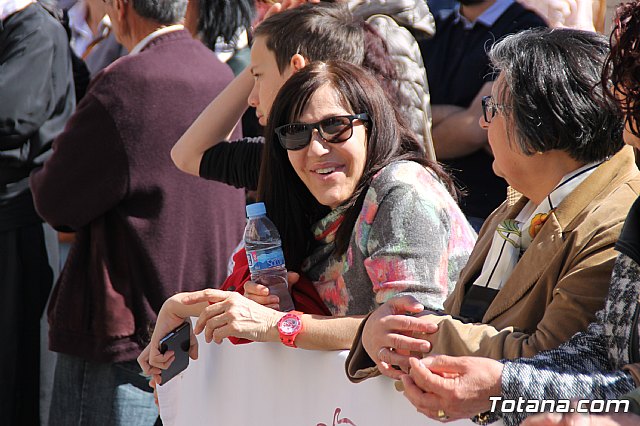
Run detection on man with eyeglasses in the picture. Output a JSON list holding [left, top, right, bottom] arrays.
[[29, 0, 246, 423], [346, 27, 640, 425]]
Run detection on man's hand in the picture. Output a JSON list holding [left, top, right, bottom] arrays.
[[138, 295, 199, 385], [361, 296, 438, 379], [400, 355, 503, 421], [431, 82, 493, 160]]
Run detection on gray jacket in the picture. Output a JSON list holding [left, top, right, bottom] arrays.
[[349, 0, 436, 161]]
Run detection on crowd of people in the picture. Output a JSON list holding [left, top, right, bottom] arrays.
[[2, 0, 640, 425]]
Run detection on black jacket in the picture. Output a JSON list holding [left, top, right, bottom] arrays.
[[0, 2, 75, 231]]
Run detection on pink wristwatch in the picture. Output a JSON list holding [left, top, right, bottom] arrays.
[[277, 311, 303, 348]]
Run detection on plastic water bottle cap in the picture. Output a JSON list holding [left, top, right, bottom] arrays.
[[246, 202, 267, 218]]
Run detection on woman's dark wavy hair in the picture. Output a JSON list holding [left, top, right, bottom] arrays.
[[602, 1, 640, 137], [489, 28, 624, 163], [197, 0, 254, 51], [257, 61, 455, 271]]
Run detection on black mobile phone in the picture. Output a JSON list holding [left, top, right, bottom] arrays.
[[158, 321, 191, 385]]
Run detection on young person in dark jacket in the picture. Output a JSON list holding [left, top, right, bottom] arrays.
[[0, 1, 75, 424], [29, 0, 246, 423]]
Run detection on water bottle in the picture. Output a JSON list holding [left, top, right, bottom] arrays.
[[244, 202, 295, 312]]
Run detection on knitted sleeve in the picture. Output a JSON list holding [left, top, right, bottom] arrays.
[[30, 93, 128, 231], [360, 161, 475, 311], [497, 254, 640, 425]]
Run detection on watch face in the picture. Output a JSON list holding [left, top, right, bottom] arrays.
[[279, 315, 301, 335]]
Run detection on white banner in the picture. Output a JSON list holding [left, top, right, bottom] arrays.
[[157, 333, 500, 426]]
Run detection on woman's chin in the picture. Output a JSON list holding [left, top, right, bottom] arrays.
[[313, 191, 349, 210]]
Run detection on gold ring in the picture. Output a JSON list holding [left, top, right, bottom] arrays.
[[437, 409, 449, 421]]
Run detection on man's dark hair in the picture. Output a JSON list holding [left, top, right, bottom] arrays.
[[253, 3, 365, 74], [252, 2, 402, 109], [257, 61, 454, 271], [602, 1, 640, 138], [196, 0, 254, 51], [489, 28, 624, 163], [131, 0, 186, 25]]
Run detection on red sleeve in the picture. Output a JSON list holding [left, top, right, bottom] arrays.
[[220, 248, 331, 345]]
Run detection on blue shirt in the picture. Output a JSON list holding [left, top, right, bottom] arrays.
[[449, 0, 516, 29]]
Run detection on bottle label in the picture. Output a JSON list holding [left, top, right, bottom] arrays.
[[246, 247, 285, 271]]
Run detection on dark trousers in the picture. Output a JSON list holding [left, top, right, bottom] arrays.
[[0, 223, 53, 426]]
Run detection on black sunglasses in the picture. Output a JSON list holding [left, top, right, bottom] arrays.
[[275, 113, 369, 151]]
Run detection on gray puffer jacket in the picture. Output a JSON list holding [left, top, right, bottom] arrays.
[[349, 0, 436, 161]]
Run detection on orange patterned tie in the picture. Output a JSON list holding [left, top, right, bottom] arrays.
[[527, 209, 554, 240]]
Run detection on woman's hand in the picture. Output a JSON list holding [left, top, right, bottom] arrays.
[[399, 355, 504, 421], [243, 281, 280, 309], [182, 289, 283, 344], [137, 294, 200, 384], [243, 271, 300, 309], [361, 296, 438, 379], [149, 375, 160, 409]]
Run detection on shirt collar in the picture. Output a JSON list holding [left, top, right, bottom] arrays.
[[0, 0, 34, 21], [68, 1, 112, 38], [453, 0, 515, 30], [68, 1, 89, 35], [129, 24, 184, 55]]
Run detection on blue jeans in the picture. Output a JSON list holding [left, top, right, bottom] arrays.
[[49, 354, 158, 426]]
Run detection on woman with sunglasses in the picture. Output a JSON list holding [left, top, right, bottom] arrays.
[[140, 60, 475, 375]]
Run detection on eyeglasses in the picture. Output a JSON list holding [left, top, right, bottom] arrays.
[[481, 96, 507, 124], [275, 114, 369, 151]]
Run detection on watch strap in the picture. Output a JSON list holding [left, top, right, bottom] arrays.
[[278, 311, 303, 348]]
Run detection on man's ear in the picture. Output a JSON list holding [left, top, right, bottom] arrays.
[[289, 54, 307, 73]]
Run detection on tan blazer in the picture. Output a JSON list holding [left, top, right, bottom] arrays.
[[347, 146, 640, 382]]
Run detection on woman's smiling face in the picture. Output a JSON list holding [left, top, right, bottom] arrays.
[[286, 84, 368, 209]]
